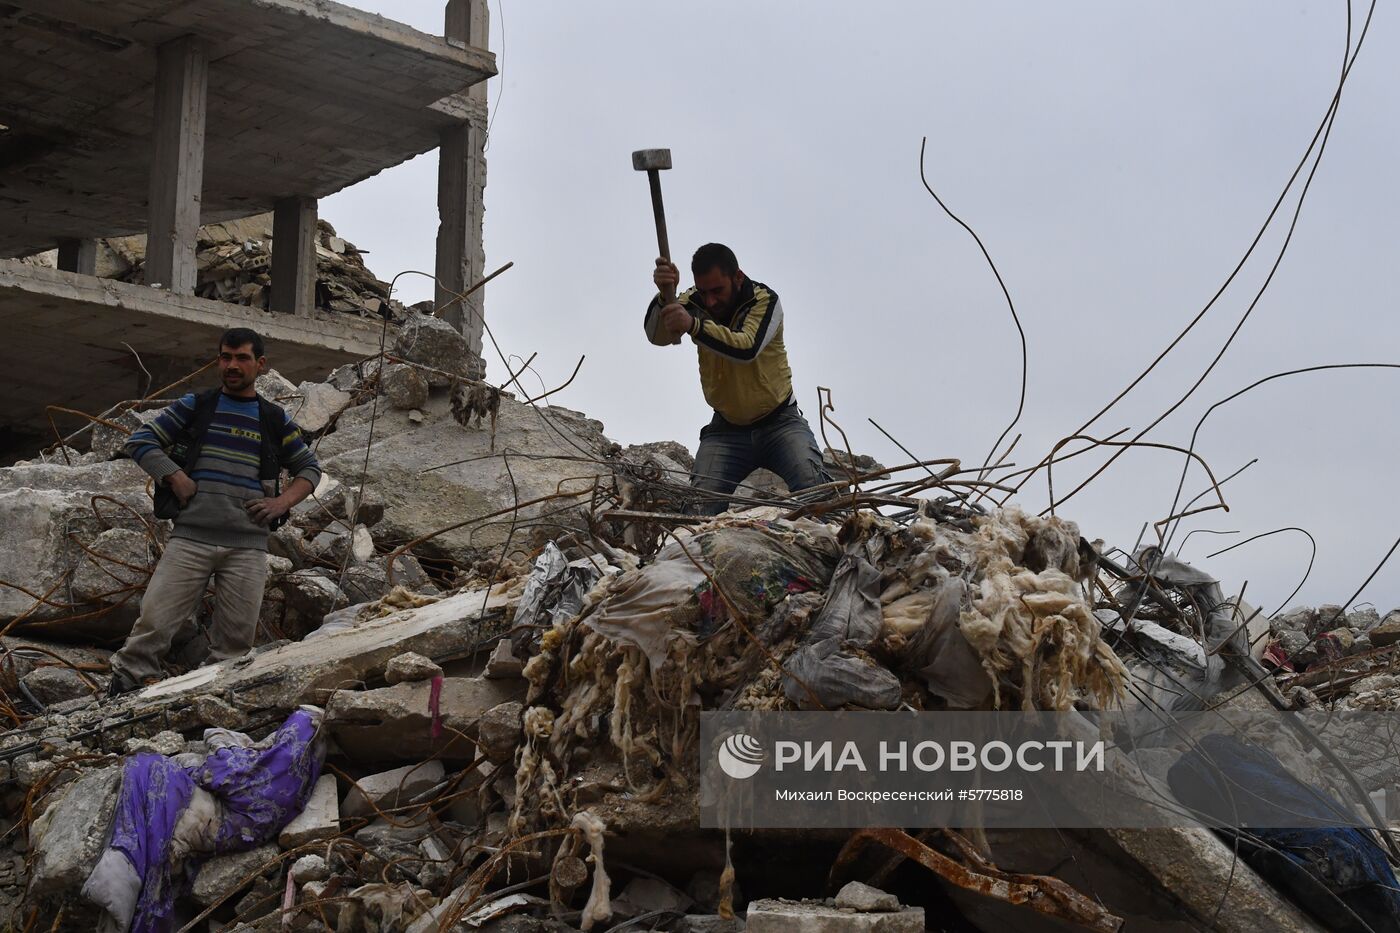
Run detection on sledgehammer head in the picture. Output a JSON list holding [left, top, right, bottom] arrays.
[[631, 149, 672, 171]]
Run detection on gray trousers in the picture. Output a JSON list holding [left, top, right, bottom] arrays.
[[110, 537, 266, 684]]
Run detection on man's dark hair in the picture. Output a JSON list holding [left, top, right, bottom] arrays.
[[691, 243, 739, 277], [220, 327, 265, 358]]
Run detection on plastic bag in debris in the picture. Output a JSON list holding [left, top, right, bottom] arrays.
[[782, 535, 903, 710], [583, 520, 840, 668], [1168, 733, 1400, 933], [1098, 607, 1224, 714], [1132, 547, 1263, 659], [513, 542, 611, 633], [890, 578, 994, 709]]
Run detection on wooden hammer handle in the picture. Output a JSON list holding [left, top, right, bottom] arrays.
[[647, 170, 675, 304]]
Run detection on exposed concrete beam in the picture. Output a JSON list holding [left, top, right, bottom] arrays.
[[145, 35, 208, 296], [55, 239, 96, 276], [435, 0, 488, 378], [271, 196, 318, 316]]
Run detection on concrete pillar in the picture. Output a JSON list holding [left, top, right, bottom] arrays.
[[271, 196, 318, 316], [436, 0, 488, 377], [55, 239, 97, 276], [146, 36, 208, 296]]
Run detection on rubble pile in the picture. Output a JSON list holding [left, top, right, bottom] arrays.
[[21, 214, 407, 320], [1264, 604, 1400, 708], [1, 348, 1398, 931]]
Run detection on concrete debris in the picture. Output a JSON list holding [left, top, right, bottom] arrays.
[[279, 774, 340, 849], [6, 349, 1391, 933], [191, 843, 278, 907], [833, 881, 900, 912], [341, 761, 446, 819], [746, 898, 924, 932], [27, 214, 407, 320], [394, 312, 478, 386], [382, 362, 431, 410], [384, 651, 443, 685]]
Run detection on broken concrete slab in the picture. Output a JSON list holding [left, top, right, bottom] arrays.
[[280, 774, 340, 849], [326, 675, 523, 761], [745, 899, 924, 933], [288, 380, 352, 435], [125, 584, 514, 718], [315, 392, 611, 560], [192, 843, 279, 907], [20, 666, 95, 706], [1369, 614, 1400, 647], [484, 639, 524, 679], [0, 459, 151, 631], [475, 701, 523, 765], [676, 917, 744, 933], [342, 761, 445, 819], [382, 363, 430, 410], [27, 765, 120, 898], [1105, 828, 1318, 932], [392, 314, 472, 387]]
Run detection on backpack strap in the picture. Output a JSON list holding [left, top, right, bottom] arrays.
[[255, 394, 286, 483], [170, 388, 223, 470]]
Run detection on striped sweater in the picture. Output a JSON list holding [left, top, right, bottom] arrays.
[[643, 277, 793, 426], [125, 391, 322, 550]]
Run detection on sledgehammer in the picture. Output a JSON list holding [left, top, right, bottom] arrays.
[[633, 148, 681, 345]]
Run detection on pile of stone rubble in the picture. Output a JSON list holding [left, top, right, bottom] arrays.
[[21, 213, 405, 319], [1, 323, 1397, 931], [1264, 604, 1400, 709]]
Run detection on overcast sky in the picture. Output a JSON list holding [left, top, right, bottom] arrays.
[[324, 1, 1399, 614]]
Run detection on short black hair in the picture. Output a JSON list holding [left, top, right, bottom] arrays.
[[691, 243, 739, 277], [219, 327, 265, 358]]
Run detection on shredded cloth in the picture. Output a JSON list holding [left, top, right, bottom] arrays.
[[959, 508, 1127, 710], [429, 674, 444, 740]]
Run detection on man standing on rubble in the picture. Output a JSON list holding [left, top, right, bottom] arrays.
[[107, 327, 321, 696], [644, 244, 830, 515]]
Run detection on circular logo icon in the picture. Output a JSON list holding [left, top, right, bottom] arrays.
[[717, 732, 765, 780]]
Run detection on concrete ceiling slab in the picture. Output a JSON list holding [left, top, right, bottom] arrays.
[[0, 0, 495, 256]]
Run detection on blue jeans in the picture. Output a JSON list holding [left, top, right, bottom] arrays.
[[690, 401, 831, 516]]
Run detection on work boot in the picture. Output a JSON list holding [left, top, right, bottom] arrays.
[[106, 671, 139, 699]]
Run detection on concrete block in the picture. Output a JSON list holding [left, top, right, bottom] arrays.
[[341, 761, 445, 819], [280, 773, 339, 849], [834, 882, 900, 912], [385, 651, 442, 685], [27, 765, 121, 898], [677, 917, 745, 933], [745, 900, 924, 933], [326, 676, 521, 761], [192, 843, 278, 906]]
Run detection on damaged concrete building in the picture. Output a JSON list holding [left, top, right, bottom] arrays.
[[0, 0, 494, 461], [2, 321, 1399, 932]]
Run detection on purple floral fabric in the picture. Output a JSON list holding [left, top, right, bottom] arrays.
[[109, 754, 196, 933], [190, 708, 323, 853], [106, 709, 323, 932]]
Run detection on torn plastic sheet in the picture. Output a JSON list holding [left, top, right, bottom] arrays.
[[783, 535, 902, 710], [514, 543, 611, 643], [583, 520, 839, 668]]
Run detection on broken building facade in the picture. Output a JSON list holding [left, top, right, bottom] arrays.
[[0, 0, 495, 461]]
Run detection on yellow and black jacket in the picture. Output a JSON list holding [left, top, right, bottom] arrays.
[[643, 278, 794, 427]]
